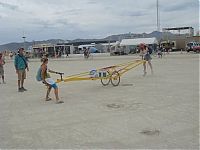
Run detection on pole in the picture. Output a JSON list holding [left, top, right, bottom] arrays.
[[22, 36, 26, 50], [157, 0, 160, 31]]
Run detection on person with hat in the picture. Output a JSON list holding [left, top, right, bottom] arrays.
[[14, 48, 29, 92], [0, 52, 5, 84], [139, 43, 153, 76]]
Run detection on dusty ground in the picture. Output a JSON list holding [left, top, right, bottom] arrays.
[[0, 52, 199, 149]]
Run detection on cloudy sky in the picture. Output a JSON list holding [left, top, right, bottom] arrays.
[[0, 0, 199, 44]]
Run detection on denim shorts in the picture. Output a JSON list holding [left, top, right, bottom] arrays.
[[51, 83, 58, 89]]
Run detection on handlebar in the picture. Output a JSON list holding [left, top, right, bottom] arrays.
[[55, 72, 64, 81]]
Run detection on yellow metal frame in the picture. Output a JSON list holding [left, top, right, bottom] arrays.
[[56, 59, 145, 86]]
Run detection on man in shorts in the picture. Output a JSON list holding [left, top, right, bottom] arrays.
[[14, 48, 29, 92], [0, 52, 5, 84]]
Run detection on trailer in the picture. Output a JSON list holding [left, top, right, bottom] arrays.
[[55, 60, 145, 86]]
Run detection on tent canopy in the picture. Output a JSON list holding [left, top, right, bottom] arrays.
[[89, 47, 98, 53], [120, 37, 158, 46]]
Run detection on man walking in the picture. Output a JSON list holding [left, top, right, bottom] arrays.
[[14, 48, 29, 92]]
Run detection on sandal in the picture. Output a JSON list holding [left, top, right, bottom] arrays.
[[143, 72, 147, 77], [45, 97, 52, 101], [55, 100, 64, 104]]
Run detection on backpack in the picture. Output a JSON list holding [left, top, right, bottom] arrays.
[[36, 67, 42, 81], [148, 47, 153, 54]]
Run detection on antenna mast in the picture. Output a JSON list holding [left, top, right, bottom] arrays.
[[157, 0, 160, 31]]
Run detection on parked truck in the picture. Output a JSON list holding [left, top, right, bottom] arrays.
[[186, 42, 200, 53], [160, 38, 186, 51]]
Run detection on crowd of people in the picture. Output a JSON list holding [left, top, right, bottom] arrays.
[[1, 48, 64, 104]]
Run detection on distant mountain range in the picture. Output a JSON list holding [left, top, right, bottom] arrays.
[[0, 31, 178, 51]]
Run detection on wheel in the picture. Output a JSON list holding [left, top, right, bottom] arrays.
[[100, 71, 111, 86], [111, 71, 120, 86]]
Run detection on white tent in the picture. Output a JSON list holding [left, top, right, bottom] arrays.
[[120, 37, 158, 46]]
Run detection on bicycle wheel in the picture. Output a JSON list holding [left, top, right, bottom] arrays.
[[100, 71, 111, 86], [111, 71, 120, 86]]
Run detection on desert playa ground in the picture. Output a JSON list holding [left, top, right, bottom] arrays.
[[0, 52, 199, 149]]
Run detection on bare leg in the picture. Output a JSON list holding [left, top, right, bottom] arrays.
[[148, 61, 153, 74], [54, 88, 59, 101], [54, 88, 64, 104], [143, 62, 147, 76], [2, 75, 5, 83], [21, 78, 24, 88], [18, 80, 20, 89], [46, 86, 52, 100]]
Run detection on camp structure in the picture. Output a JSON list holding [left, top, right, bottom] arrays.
[[119, 37, 158, 54]]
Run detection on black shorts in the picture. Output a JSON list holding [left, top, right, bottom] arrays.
[[144, 54, 152, 61]]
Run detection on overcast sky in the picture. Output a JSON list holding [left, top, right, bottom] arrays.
[[0, 0, 199, 44]]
